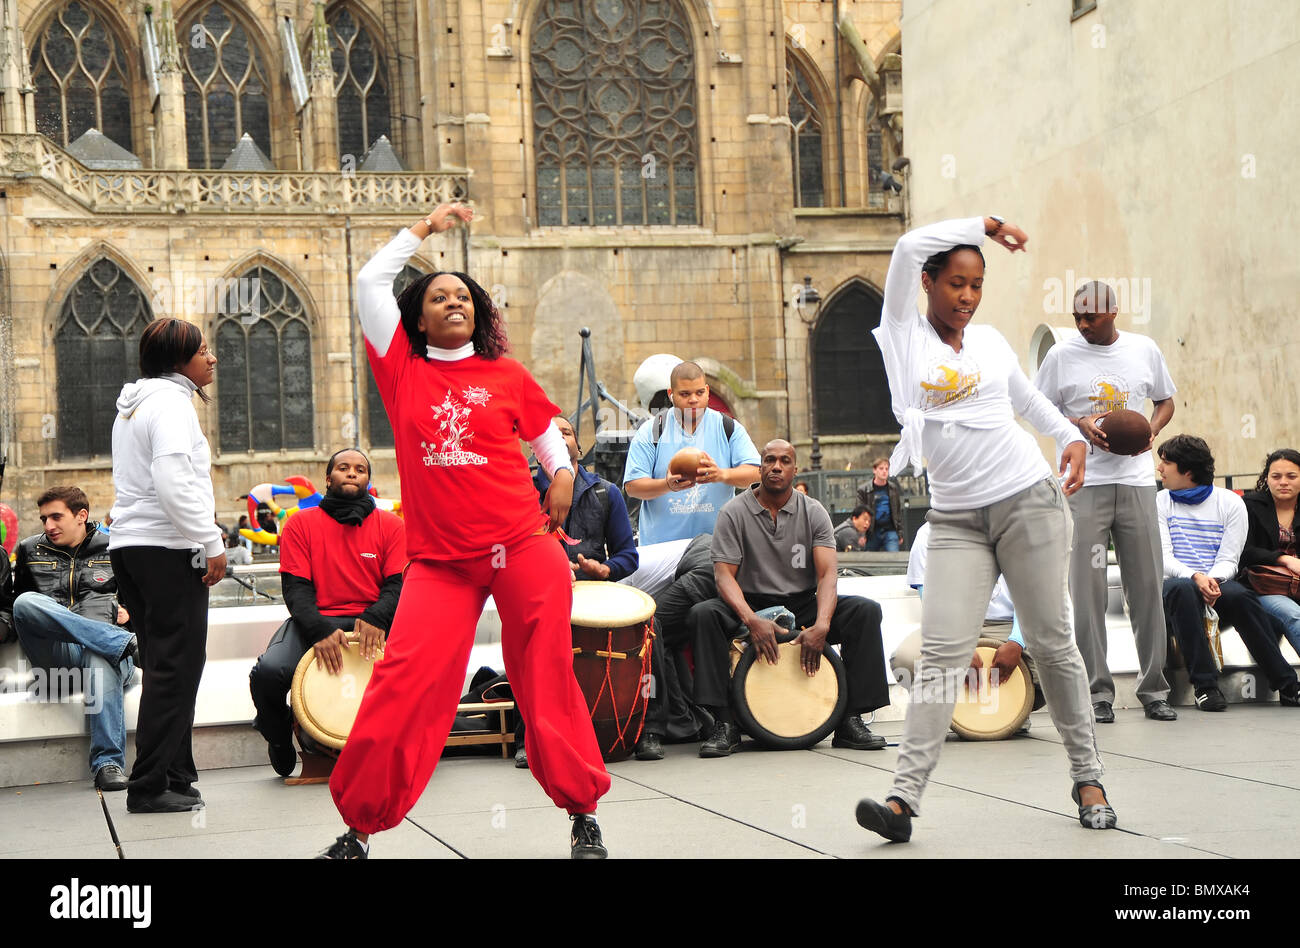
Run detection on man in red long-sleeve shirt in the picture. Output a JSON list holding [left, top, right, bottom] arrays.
[[248, 449, 406, 776]]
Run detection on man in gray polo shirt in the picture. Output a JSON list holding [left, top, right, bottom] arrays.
[[686, 439, 891, 757]]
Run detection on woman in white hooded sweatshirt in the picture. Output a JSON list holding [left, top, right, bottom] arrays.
[[109, 318, 226, 814]]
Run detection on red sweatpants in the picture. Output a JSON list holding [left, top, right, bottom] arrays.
[[329, 532, 611, 834]]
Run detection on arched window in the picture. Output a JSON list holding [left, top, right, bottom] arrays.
[[327, 5, 393, 164], [30, 1, 133, 151], [812, 283, 895, 435], [215, 267, 313, 452], [365, 263, 424, 448], [787, 54, 824, 208], [532, 0, 698, 226], [181, 2, 272, 168], [55, 258, 151, 459]]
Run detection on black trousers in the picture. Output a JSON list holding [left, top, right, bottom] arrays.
[[249, 615, 358, 747], [643, 557, 718, 739], [688, 590, 890, 718], [110, 546, 209, 798], [1163, 577, 1297, 692]]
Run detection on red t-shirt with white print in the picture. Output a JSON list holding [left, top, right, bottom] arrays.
[[367, 326, 558, 560]]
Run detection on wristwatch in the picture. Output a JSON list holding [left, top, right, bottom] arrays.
[[989, 214, 1005, 236]]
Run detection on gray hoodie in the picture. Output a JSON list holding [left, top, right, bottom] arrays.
[[109, 373, 224, 559]]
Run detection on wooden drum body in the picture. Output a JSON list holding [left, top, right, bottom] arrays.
[[290, 640, 383, 753], [570, 581, 656, 763], [950, 637, 1034, 741], [729, 627, 849, 750]]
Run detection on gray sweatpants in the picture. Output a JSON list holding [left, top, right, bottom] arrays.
[[890, 477, 1103, 815], [1067, 483, 1169, 705]]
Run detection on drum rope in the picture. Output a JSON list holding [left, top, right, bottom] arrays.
[[586, 622, 654, 755]]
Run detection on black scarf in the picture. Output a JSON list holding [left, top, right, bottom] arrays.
[[319, 491, 375, 526]]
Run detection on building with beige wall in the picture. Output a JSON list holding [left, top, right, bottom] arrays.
[[0, 0, 906, 536], [899, 0, 1298, 479]]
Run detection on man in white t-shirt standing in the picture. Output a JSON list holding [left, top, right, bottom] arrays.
[[1033, 281, 1177, 723]]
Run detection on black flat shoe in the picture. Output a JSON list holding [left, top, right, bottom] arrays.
[[855, 797, 912, 842], [1143, 699, 1178, 721], [1072, 780, 1117, 830], [127, 790, 203, 814], [634, 732, 665, 760], [1093, 701, 1115, 723], [93, 764, 128, 791]]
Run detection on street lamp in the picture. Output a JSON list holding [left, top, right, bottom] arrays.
[[793, 275, 824, 471]]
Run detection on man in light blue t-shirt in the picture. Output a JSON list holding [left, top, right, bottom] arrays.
[[623, 361, 760, 545]]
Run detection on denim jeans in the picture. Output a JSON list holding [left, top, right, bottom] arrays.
[[13, 592, 135, 773], [1259, 595, 1300, 656], [866, 529, 900, 552]]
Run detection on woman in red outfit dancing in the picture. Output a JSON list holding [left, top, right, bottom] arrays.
[[318, 203, 611, 859]]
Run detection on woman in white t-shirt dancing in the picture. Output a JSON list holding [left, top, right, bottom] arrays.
[[856, 216, 1114, 841]]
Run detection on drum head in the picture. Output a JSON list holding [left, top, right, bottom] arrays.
[[290, 641, 383, 750], [730, 642, 849, 750], [571, 580, 655, 627], [949, 637, 1034, 741]]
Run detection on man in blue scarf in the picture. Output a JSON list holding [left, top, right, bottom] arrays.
[[1156, 435, 1300, 711]]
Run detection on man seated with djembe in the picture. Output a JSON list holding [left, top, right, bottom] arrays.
[[686, 440, 891, 757], [248, 448, 407, 776]]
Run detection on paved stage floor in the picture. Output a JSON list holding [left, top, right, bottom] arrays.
[[4, 702, 1298, 861]]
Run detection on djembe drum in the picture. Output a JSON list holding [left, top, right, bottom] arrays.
[[949, 636, 1034, 741], [287, 638, 382, 782], [570, 581, 656, 763], [729, 609, 850, 750]]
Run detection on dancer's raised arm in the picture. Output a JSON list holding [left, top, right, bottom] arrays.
[[355, 203, 473, 356]]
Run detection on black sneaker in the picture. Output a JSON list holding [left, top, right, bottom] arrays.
[[634, 732, 665, 761], [268, 741, 297, 777], [93, 764, 128, 791], [570, 814, 607, 859], [316, 830, 367, 860], [831, 715, 887, 750], [168, 784, 203, 801], [1092, 701, 1115, 723], [1280, 685, 1300, 707], [698, 722, 741, 758], [1194, 686, 1227, 712], [514, 745, 528, 769]]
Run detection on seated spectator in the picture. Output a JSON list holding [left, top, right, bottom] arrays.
[[856, 457, 905, 551], [687, 440, 891, 756], [893, 522, 1043, 726], [1239, 448, 1300, 654], [533, 416, 638, 582], [236, 514, 254, 553], [249, 449, 406, 775], [835, 506, 873, 552], [1156, 435, 1300, 711], [6, 487, 137, 790], [256, 504, 278, 536]]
